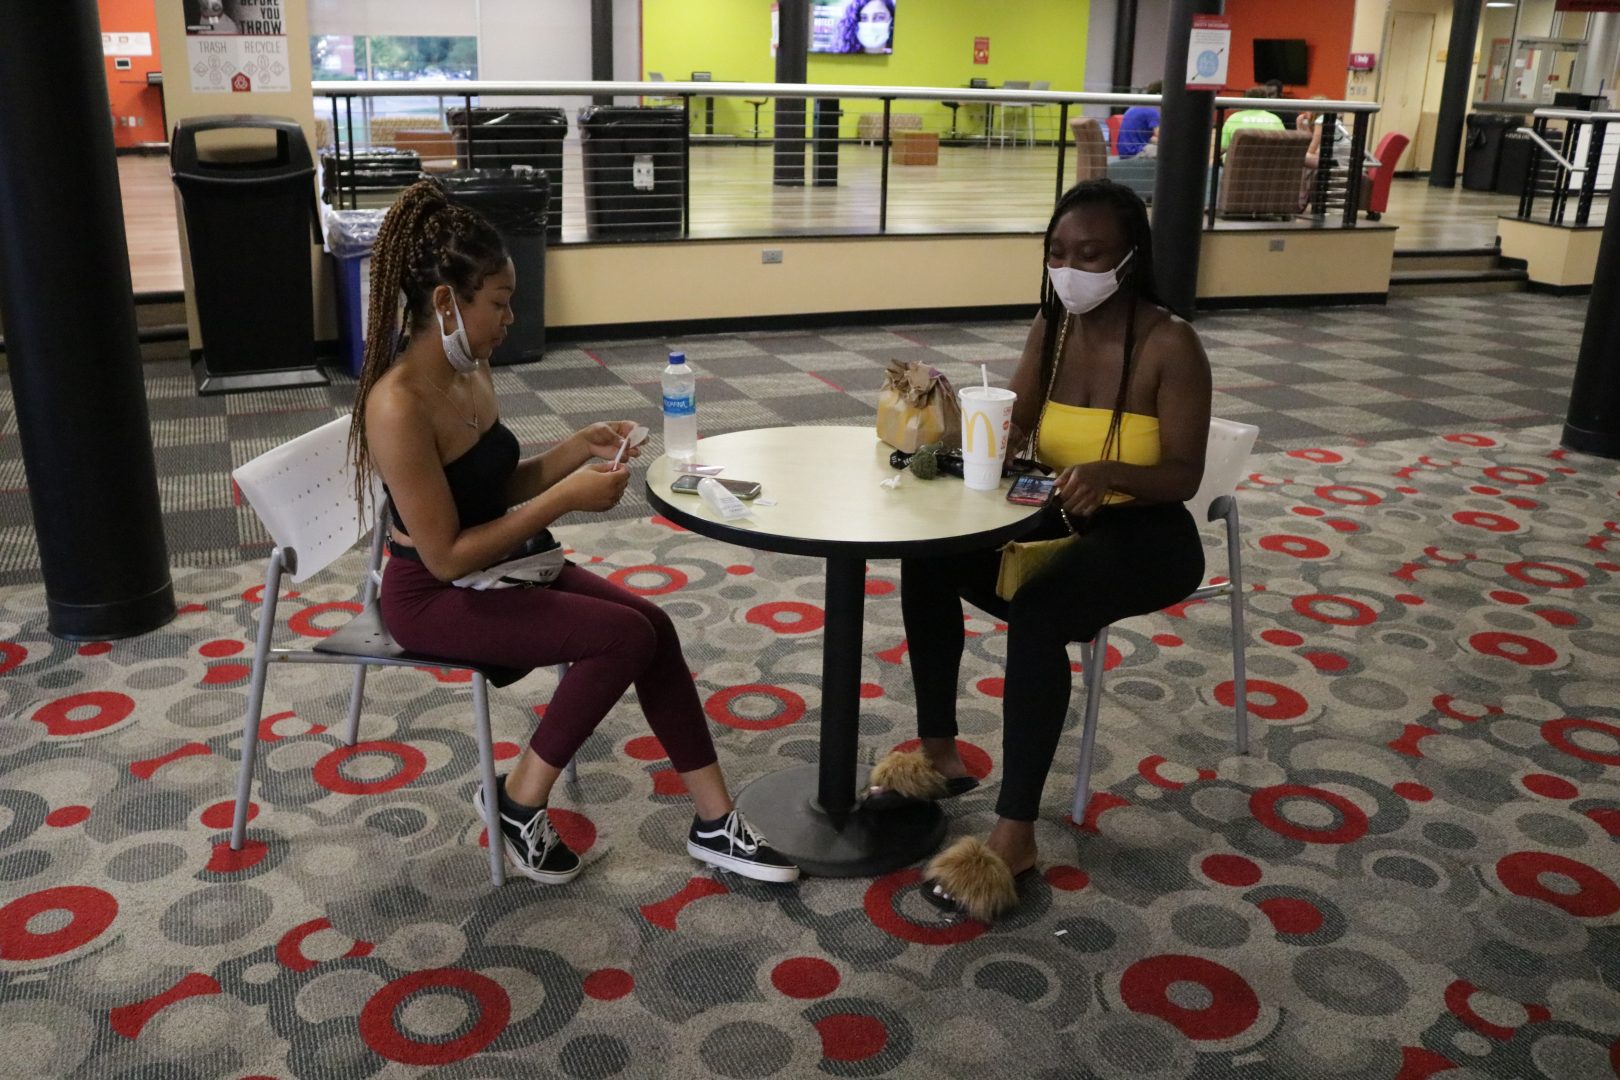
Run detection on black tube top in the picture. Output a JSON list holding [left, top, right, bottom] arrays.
[[384, 421, 519, 535]]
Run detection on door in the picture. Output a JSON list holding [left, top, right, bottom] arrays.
[[1379, 11, 1434, 172]]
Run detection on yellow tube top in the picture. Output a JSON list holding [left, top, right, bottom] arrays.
[[1036, 403, 1160, 505]]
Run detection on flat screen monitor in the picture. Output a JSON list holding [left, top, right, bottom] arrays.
[[1253, 39, 1308, 86], [810, 0, 895, 55]]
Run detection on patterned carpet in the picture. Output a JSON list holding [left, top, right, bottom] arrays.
[[3, 417, 1619, 1078], [0, 293, 1593, 586]]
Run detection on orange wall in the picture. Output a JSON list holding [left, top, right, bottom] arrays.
[[100, 0, 165, 148], [1224, 0, 1355, 101]]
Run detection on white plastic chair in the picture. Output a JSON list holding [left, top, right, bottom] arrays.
[[228, 415, 573, 887], [1071, 417, 1260, 821]]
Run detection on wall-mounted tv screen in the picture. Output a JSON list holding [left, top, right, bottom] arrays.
[[1253, 39, 1309, 86], [810, 0, 895, 55]]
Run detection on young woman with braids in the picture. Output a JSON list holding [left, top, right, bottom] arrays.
[[867, 180, 1212, 920], [351, 181, 797, 886]]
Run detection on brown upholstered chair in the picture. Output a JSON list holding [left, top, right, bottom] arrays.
[[392, 130, 460, 174], [1217, 128, 1313, 219], [1068, 117, 1109, 182]]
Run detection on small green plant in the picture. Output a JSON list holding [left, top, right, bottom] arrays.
[[909, 442, 943, 480]]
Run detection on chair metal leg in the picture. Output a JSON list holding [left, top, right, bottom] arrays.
[[1224, 503, 1251, 755], [470, 673, 505, 886], [1071, 626, 1110, 824], [343, 665, 368, 746], [232, 552, 284, 850]]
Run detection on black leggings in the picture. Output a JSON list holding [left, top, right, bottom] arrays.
[[900, 501, 1205, 821]]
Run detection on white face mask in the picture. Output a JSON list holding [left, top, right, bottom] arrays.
[[436, 296, 480, 374], [1048, 250, 1134, 315], [856, 20, 890, 50]]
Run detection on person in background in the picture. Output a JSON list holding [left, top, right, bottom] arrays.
[[1219, 86, 1287, 154], [1115, 81, 1164, 159], [349, 180, 798, 889], [835, 0, 895, 54], [867, 180, 1211, 922]]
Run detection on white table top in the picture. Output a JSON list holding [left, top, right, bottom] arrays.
[[643, 426, 1045, 559]]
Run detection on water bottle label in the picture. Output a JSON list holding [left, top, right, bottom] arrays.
[[663, 393, 695, 417]]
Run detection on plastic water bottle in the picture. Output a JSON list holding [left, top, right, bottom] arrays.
[[662, 351, 697, 462]]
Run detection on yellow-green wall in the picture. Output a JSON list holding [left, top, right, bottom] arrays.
[[642, 0, 1089, 138]]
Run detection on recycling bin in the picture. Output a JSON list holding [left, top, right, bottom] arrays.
[[439, 170, 550, 365], [171, 115, 327, 394], [323, 208, 387, 376], [448, 107, 567, 241], [578, 106, 687, 240]]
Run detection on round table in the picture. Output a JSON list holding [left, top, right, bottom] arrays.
[[645, 426, 1045, 877]]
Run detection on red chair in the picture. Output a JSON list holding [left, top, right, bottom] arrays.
[[1106, 113, 1125, 155], [1363, 132, 1409, 220]]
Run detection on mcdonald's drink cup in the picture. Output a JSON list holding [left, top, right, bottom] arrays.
[[958, 386, 1017, 490]]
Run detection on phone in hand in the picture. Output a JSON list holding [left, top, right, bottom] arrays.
[[1006, 474, 1056, 506], [670, 475, 763, 500]]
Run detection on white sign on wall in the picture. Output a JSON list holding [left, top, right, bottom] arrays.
[[186, 1, 290, 93], [103, 32, 154, 57], [1186, 15, 1231, 91]]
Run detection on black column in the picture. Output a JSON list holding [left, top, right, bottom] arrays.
[[1429, 0, 1482, 187], [590, 0, 613, 106], [774, 0, 809, 186], [1113, 0, 1139, 94], [1561, 185, 1620, 458], [0, 0, 174, 638], [1151, 0, 1222, 319]]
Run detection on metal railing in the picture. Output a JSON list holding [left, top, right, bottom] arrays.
[[312, 79, 1380, 241], [1514, 107, 1616, 226]]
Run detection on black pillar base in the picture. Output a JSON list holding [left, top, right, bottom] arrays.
[[1562, 423, 1620, 460], [192, 356, 330, 395], [48, 578, 176, 641]]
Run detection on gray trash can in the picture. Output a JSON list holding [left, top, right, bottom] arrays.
[[448, 107, 567, 241], [439, 170, 550, 365], [170, 115, 327, 394], [578, 106, 687, 240]]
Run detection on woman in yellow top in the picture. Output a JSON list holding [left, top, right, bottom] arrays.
[[871, 179, 1212, 920]]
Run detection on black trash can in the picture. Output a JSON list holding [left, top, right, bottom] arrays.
[[320, 147, 422, 208], [578, 106, 687, 240], [812, 98, 841, 188], [447, 107, 567, 241], [1463, 113, 1523, 191], [171, 115, 327, 395], [439, 170, 549, 365], [1496, 127, 1540, 197]]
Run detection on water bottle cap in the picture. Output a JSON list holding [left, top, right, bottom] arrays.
[[668, 352, 686, 365]]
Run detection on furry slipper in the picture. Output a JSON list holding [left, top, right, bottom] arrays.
[[862, 751, 980, 811], [921, 836, 1024, 922]]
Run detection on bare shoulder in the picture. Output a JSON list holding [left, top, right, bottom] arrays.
[[365, 368, 432, 444], [1141, 309, 1210, 378]]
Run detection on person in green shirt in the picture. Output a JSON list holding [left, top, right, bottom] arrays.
[[1220, 87, 1286, 153]]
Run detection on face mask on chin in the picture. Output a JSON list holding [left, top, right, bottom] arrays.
[[437, 296, 481, 374], [1048, 250, 1134, 315]]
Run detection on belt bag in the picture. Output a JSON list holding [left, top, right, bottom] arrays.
[[452, 531, 567, 591]]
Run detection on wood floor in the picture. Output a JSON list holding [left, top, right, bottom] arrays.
[[119, 147, 1573, 297]]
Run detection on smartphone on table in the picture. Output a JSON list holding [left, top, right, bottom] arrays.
[[670, 475, 763, 500], [1006, 474, 1056, 506]]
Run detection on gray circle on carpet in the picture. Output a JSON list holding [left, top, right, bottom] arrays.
[[1170, 904, 1251, 948], [159, 884, 273, 946], [560, 1033, 631, 1079], [699, 1020, 793, 1078], [1293, 947, 1409, 1016], [107, 842, 187, 883]]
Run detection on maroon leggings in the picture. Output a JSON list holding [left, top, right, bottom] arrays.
[[380, 558, 717, 773]]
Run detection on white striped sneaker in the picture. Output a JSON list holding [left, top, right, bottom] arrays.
[[687, 810, 800, 883], [475, 779, 582, 885]]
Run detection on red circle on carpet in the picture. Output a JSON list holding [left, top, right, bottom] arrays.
[[608, 565, 689, 596], [199, 639, 245, 658], [1541, 718, 1620, 766], [1496, 851, 1620, 918], [1202, 854, 1262, 887], [0, 642, 27, 674], [1250, 785, 1369, 844], [1261, 629, 1303, 647], [1452, 511, 1519, 533], [816, 1013, 888, 1062], [890, 738, 993, 780], [0, 886, 118, 961], [1469, 632, 1557, 666], [583, 968, 634, 1000], [704, 684, 806, 731], [45, 806, 90, 827], [1291, 594, 1377, 627], [1394, 782, 1433, 802], [1120, 954, 1261, 1041], [1505, 561, 1585, 590], [1522, 774, 1578, 799], [313, 742, 428, 795], [863, 869, 986, 946], [1214, 679, 1308, 721], [359, 968, 510, 1065], [288, 602, 363, 638], [1314, 485, 1382, 506], [772, 957, 840, 999], [200, 800, 255, 829], [1258, 897, 1324, 935], [31, 691, 135, 737], [625, 735, 668, 761], [1260, 535, 1331, 559], [745, 602, 825, 634]]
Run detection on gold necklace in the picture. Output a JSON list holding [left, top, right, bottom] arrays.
[[429, 374, 478, 429]]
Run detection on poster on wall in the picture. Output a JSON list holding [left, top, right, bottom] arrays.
[[103, 32, 154, 57], [184, 1, 290, 94], [973, 36, 989, 65], [1185, 14, 1230, 91]]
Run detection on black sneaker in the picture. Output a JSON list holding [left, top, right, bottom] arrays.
[[475, 779, 582, 885], [687, 810, 800, 883]]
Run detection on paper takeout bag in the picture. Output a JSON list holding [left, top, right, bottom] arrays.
[[876, 361, 962, 453]]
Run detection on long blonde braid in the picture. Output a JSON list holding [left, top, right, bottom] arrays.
[[347, 180, 507, 520]]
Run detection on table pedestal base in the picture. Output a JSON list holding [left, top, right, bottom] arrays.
[[736, 763, 945, 878]]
